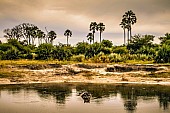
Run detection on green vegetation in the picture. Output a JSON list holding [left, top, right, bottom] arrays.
[[0, 10, 169, 64]]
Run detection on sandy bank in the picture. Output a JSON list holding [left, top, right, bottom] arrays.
[[0, 63, 170, 85]]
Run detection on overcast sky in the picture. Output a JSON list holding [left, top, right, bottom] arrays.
[[0, 0, 170, 45]]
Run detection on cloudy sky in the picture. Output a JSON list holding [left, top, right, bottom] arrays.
[[0, 0, 170, 45]]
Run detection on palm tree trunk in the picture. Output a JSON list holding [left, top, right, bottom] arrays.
[[130, 28, 132, 40], [67, 36, 68, 46], [93, 32, 94, 44], [124, 28, 126, 45], [100, 31, 102, 43], [127, 29, 129, 44]]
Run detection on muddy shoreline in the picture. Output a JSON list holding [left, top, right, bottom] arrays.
[[0, 63, 170, 85]]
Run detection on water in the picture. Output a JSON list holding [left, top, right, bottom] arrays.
[[0, 83, 169, 113]]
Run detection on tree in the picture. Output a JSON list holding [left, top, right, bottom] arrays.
[[120, 18, 128, 45], [122, 10, 137, 42], [159, 33, 170, 45], [37, 29, 45, 45], [127, 34, 154, 54], [36, 43, 54, 60], [3, 28, 12, 40], [75, 42, 89, 55], [64, 29, 72, 46], [90, 22, 97, 43], [101, 40, 113, 48], [155, 44, 170, 63], [87, 33, 93, 44], [47, 31, 57, 45], [96, 23, 105, 42]]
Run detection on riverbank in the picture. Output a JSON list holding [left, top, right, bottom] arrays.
[[0, 61, 170, 85]]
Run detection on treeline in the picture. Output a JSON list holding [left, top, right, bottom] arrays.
[[0, 33, 170, 63], [0, 10, 170, 63]]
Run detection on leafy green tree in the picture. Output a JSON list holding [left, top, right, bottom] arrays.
[[64, 29, 72, 46], [90, 22, 97, 43], [97, 23, 105, 42], [112, 46, 129, 54], [53, 44, 73, 60], [85, 42, 102, 58], [136, 46, 156, 56], [127, 35, 154, 54], [155, 44, 170, 63], [87, 33, 93, 44], [3, 47, 21, 60], [75, 42, 89, 55], [159, 33, 170, 45], [36, 43, 54, 60], [0, 43, 13, 51], [101, 40, 113, 48]]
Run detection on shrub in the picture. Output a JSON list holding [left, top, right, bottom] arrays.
[[36, 43, 54, 60], [70, 54, 85, 62], [155, 44, 170, 63], [112, 46, 129, 54]]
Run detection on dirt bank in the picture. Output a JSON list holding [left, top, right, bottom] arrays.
[[0, 63, 170, 85]]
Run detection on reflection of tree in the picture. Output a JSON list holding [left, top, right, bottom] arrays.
[[35, 84, 72, 104], [158, 92, 170, 110], [76, 84, 117, 101], [124, 88, 137, 112]]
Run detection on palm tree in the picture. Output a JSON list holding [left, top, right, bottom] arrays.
[[37, 30, 45, 45], [87, 33, 93, 44], [64, 29, 72, 45], [48, 31, 57, 45], [3, 28, 12, 40], [123, 10, 137, 40], [120, 18, 128, 45], [90, 22, 97, 43], [97, 23, 105, 42]]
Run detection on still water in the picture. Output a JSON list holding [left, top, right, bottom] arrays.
[[0, 83, 170, 113]]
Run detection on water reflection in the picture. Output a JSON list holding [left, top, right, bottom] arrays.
[[33, 84, 72, 104], [0, 83, 170, 113]]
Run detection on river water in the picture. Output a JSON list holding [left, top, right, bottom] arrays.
[[0, 83, 169, 113]]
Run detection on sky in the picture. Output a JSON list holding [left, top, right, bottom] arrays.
[[0, 0, 170, 45]]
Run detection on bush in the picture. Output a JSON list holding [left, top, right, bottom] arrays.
[[53, 44, 73, 61], [91, 52, 109, 63], [108, 53, 125, 63], [155, 44, 170, 63], [112, 46, 129, 54], [36, 43, 54, 60], [2, 47, 21, 60], [70, 54, 85, 62]]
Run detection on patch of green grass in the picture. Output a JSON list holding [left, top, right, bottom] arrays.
[[0, 60, 78, 66]]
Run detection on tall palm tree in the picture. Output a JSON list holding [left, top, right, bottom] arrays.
[[97, 23, 105, 42], [90, 22, 97, 43], [87, 33, 93, 44], [48, 30, 57, 45], [37, 30, 45, 45], [123, 10, 137, 40], [64, 29, 72, 45], [120, 18, 128, 45]]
